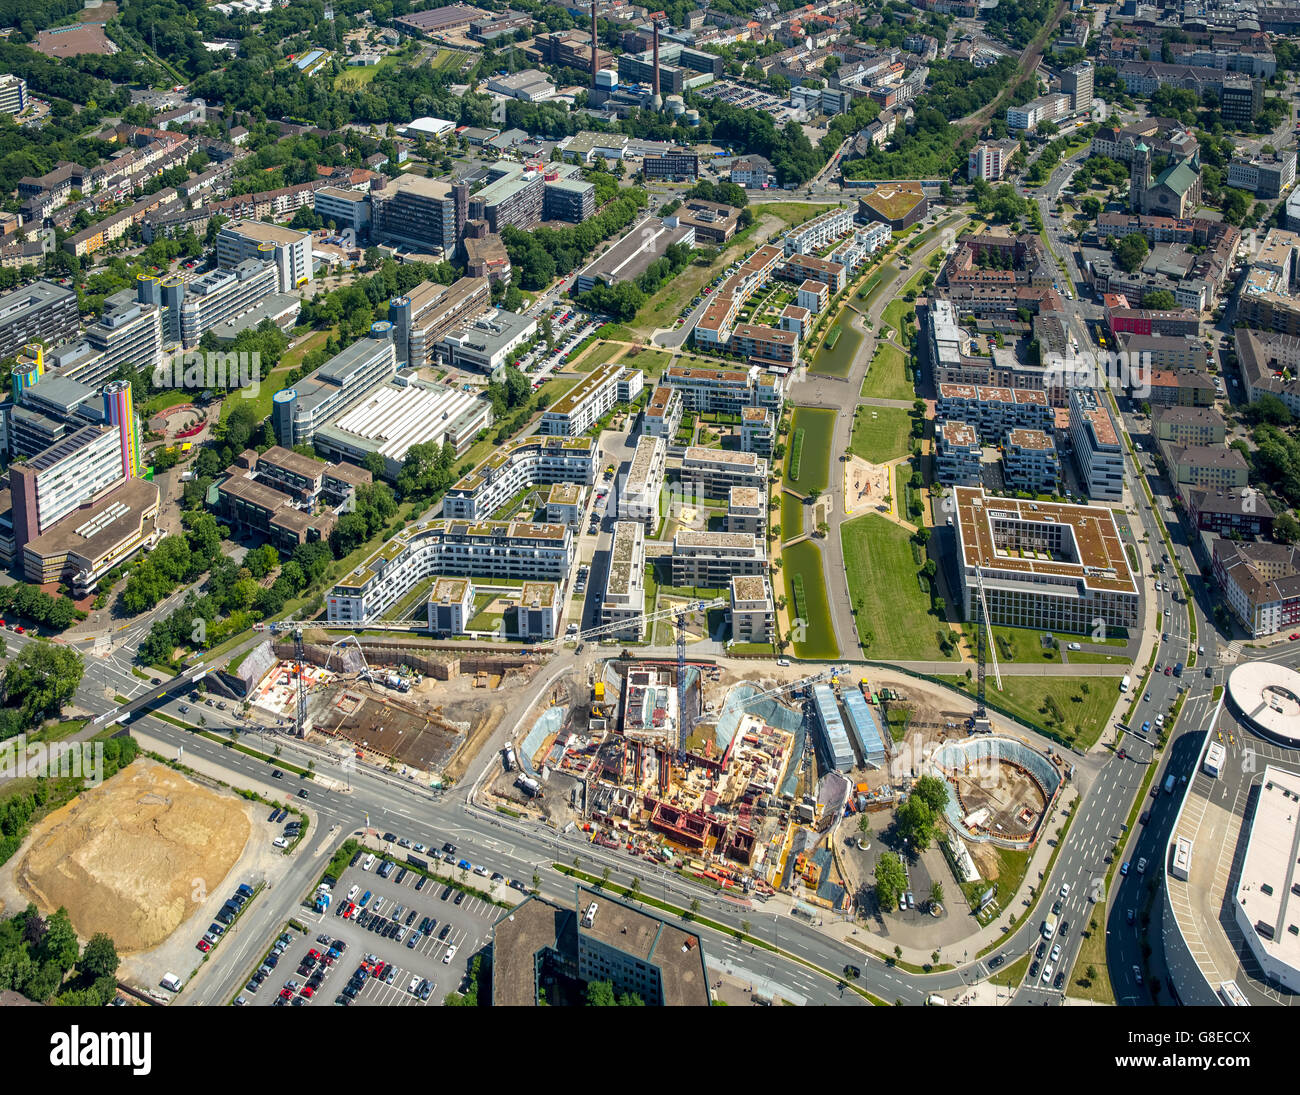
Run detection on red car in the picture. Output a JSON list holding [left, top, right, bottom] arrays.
[[301, 986, 314, 998], [1291, 633, 1300, 641], [196, 939, 211, 952], [279, 988, 293, 1000], [1164, 666, 1172, 675]]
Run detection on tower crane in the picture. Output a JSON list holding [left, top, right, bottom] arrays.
[[972, 568, 1003, 726]]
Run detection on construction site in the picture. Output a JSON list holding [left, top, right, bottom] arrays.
[[222, 631, 546, 783]]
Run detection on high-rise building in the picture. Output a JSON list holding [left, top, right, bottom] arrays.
[[102, 380, 142, 480], [0, 281, 80, 362], [372, 175, 468, 256], [1061, 61, 1093, 113], [216, 220, 313, 292], [0, 75, 27, 115]]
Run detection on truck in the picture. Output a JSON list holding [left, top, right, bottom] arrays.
[[503, 745, 516, 772], [516, 775, 541, 797], [1164, 774, 1176, 795], [1041, 913, 1058, 940], [1120, 675, 1131, 693], [315, 890, 331, 913]]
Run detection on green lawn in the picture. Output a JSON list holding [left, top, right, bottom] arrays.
[[939, 674, 1123, 751], [840, 514, 954, 661], [881, 298, 917, 339], [780, 540, 838, 660], [860, 343, 913, 401], [619, 347, 675, 377], [849, 405, 912, 465], [784, 407, 835, 493], [962, 624, 1131, 667], [143, 389, 193, 417], [572, 340, 625, 371]]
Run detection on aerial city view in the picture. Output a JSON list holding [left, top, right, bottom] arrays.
[[0, 0, 1296, 1048]]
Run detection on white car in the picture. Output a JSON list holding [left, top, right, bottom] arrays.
[[409, 976, 421, 994], [1040, 962, 1053, 982], [442, 944, 458, 964], [273, 836, 289, 848], [347, 885, 359, 901], [362, 854, 376, 872], [1059, 883, 1071, 898]]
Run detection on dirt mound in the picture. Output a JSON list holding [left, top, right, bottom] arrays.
[[16, 760, 250, 953]]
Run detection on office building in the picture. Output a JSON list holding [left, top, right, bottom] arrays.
[[314, 186, 372, 237], [1068, 387, 1124, 502], [542, 177, 595, 223], [937, 383, 1054, 438], [968, 139, 1018, 182], [643, 150, 699, 181], [812, 684, 855, 772], [216, 220, 313, 292], [388, 277, 492, 370], [1187, 488, 1273, 540], [444, 435, 598, 521], [273, 324, 398, 448], [469, 162, 545, 234], [0, 281, 79, 363], [490, 886, 709, 1007], [729, 574, 774, 643], [372, 174, 469, 256], [0, 75, 27, 115], [953, 486, 1140, 632], [172, 260, 282, 350], [1061, 61, 1093, 112], [575, 216, 695, 293], [1227, 151, 1296, 198], [327, 519, 573, 625], [441, 308, 537, 375]]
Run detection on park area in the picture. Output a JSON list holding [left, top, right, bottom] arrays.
[[849, 405, 912, 465], [781, 540, 838, 660], [784, 407, 835, 494], [841, 514, 955, 662], [860, 343, 913, 401]]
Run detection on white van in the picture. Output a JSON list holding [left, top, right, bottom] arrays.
[[160, 973, 183, 992]]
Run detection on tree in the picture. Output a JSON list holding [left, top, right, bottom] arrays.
[[2, 642, 84, 724], [896, 794, 937, 853], [874, 851, 908, 911], [1274, 512, 1300, 544], [1113, 233, 1149, 273], [586, 979, 617, 1006], [929, 880, 944, 907], [77, 934, 119, 981], [913, 774, 949, 815], [687, 897, 701, 920]]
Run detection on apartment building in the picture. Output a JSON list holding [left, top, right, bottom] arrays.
[[780, 252, 846, 293], [1188, 488, 1274, 540], [782, 205, 855, 256], [1003, 428, 1060, 494], [670, 529, 766, 586], [1153, 405, 1226, 447], [1068, 387, 1124, 502], [740, 406, 774, 456], [1213, 540, 1300, 638], [967, 139, 1018, 182], [937, 383, 1054, 438], [539, 364, 643, 436], [602, 519, 647, 639], [443, 435, 598, 520], [314, 186, 372, 237], [642, 385, 683, 441], [327, 519, 574, 624], [731, 323, 800, 369], [1169, 444, 1249, 495], [726, 485, 766, 536], [935, 420, 982, 486], [618, 434, 666, 529], [729, 574, 774, 643], [679, 446, 768, 497], [426, 577, 474, 636], [662, 364, 785, 415]]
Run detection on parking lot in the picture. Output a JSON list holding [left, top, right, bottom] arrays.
[[239, 853, 506, 1007]]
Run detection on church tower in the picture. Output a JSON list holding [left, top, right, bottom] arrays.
[[1129, 140, 1150, 214]]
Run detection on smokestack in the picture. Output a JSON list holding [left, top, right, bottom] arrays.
[[652, 21, 660, 99], [591, 0, 598, 88]]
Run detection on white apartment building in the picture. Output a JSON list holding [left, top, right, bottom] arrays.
[[602, 519, 646, 639], [642, 385, 683, 441], [618, 434, 666, 529], [539, 363, 643, 436], [783, 205, 855, 256], [1068, 387, 1124, 501], [671, 529, 766, 586], [729, 574, 774, 643], [327, 519, 574, 624], [679, 446, 768, 497], [442, 435, 598, 520]]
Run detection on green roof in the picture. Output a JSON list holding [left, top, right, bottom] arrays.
[[1154, 157, 1199, 197]]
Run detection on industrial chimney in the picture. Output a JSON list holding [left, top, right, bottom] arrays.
[[591, 0, 598, 88], [651, 20, 662, 110]]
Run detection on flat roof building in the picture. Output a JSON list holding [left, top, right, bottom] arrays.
[[575, 216, 696, 293], [602, 519, 647, 639]]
